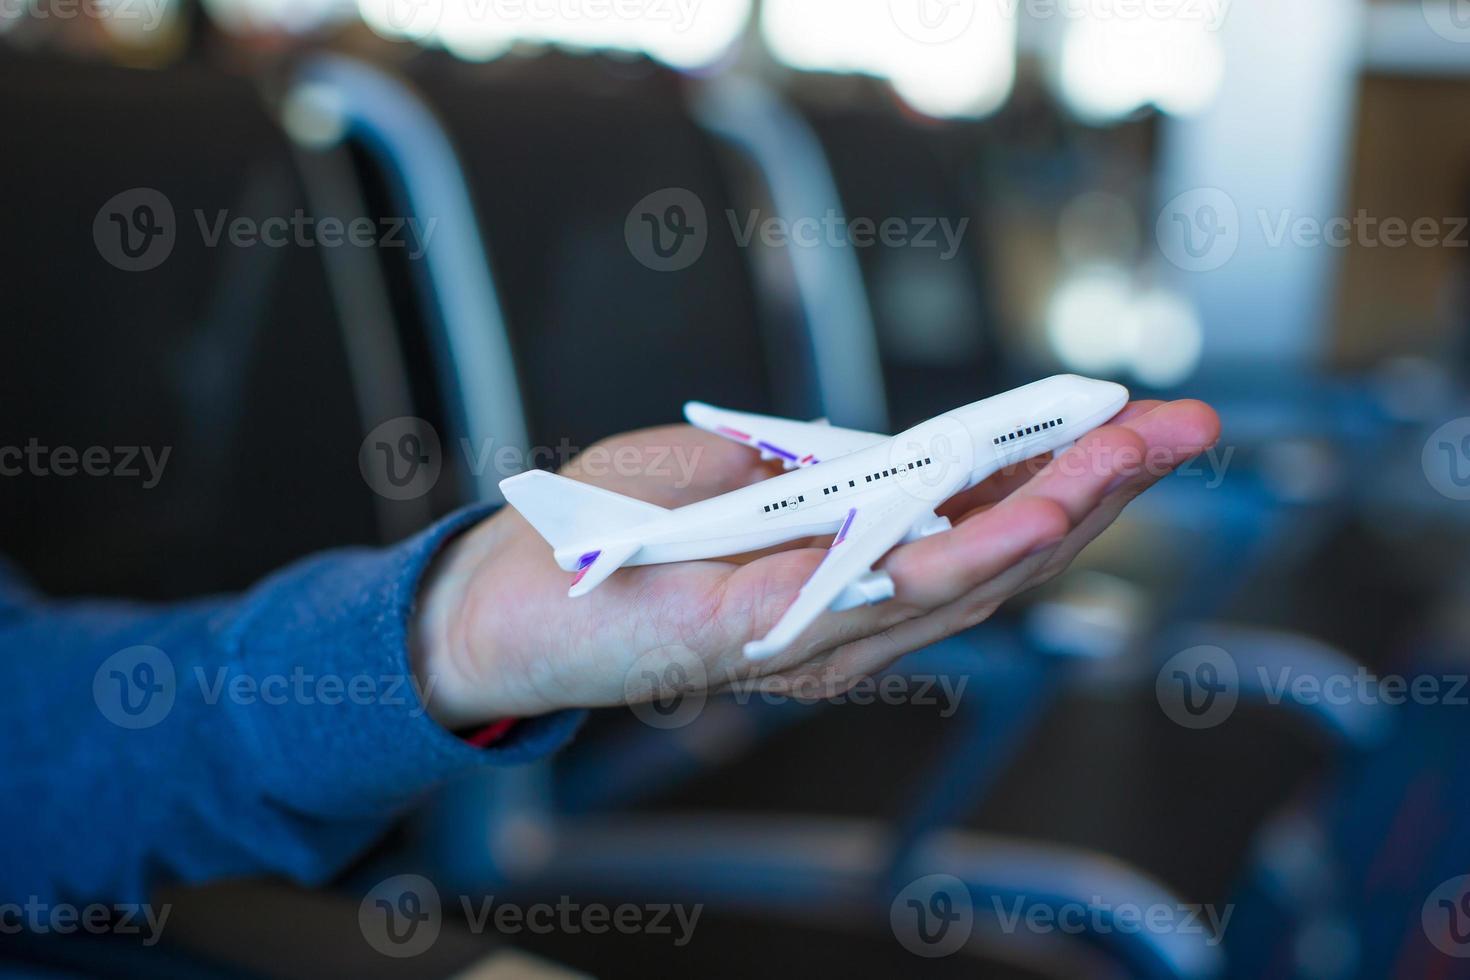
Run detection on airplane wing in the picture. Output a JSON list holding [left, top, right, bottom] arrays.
[[743, 485, 955, 659], [684, 401, 887, 468]]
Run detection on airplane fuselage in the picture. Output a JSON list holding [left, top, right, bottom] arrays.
[[551, 375, 1128, 570]]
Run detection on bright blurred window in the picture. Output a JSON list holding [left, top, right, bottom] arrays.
[[204, 0, 353, 36], [1056, 6, 1223, 124], [760, 0, 1016, 119], [358, 0, 750, 69]]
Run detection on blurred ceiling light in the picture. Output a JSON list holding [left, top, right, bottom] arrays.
[[1124, 286, 1203, 387], [1047, 270, 1203, 387], [1057, 14, 1223, 124], [761, 0, 1016, 119], [434, 3, 515, 61], [1046, 267, 1134, 375], [92, 0, 181, 42], [281, 82, 348, 148], [361, 0, 750, 69], [204, 0, 353, 36]]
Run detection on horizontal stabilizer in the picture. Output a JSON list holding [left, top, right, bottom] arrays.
[[499, 470, 666, 566], [567, 539, 641, 597]]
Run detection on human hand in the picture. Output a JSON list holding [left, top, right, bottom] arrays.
[[412, 399, 1220, 728]]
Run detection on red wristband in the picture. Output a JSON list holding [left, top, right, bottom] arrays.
[[461, 717, 519, 748]]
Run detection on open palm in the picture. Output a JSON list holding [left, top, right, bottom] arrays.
[[414, 398, 1220, 728]]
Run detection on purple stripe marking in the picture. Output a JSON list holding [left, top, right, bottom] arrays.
[[757, 441, 797, 461], [570, 549, 602, 587], [834, 508, 857, 545]]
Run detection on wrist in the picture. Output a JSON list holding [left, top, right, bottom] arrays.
[[410, 516, 502, 730]]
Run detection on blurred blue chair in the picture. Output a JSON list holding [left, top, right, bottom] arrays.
[[1221, 648, 1470, 978]]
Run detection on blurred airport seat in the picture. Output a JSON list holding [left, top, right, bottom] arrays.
[[688, 73, 889, 432], [0, 50, 396, 599], [0, 46, 447, 978], [1224, 650, 1470, 978], [794, 92, 1003, 428], [293, 50, 788, 458], [283, 47, 799, 899], [286, 52, 527, 505], [281, 51, 1218, 976], [468, 815, 1222, 979]]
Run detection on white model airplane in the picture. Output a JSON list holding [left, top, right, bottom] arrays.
[[499, 374, 1128, 659]]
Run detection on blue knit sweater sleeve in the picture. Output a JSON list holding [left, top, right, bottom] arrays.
[[0, 505, 584, 905]]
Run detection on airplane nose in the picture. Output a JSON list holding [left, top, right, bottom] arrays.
[[1077, 377, 1129, 421], [1094, 379, 1129, 415]]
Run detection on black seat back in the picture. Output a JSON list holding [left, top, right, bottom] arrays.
[[799, 99, 1001, 427], [392, 53, 782, 453], [0, 53, 382, 598]]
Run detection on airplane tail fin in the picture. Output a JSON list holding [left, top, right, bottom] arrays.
[[497, 470, 667, 595]]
